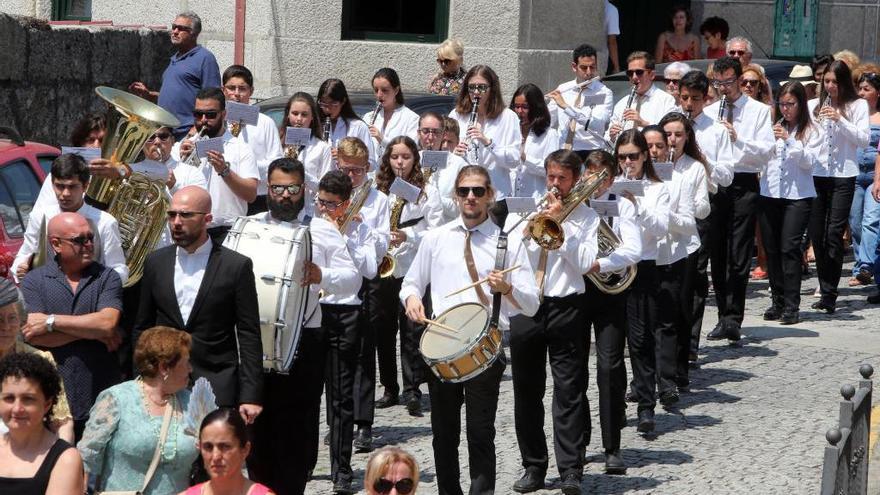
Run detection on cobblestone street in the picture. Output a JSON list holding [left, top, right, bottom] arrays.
[[307, 263, 880, 494]]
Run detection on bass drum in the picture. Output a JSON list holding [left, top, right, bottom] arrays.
[[419, 302, 502, 383], [223, 217, 311, 373]]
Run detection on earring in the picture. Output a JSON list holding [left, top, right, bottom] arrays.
[[162, 373, 169, 382]]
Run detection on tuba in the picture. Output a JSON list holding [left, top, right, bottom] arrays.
[[586, 219, 637, 294], [378, 196, 406, 278], [336, 179, 373, 233], [525, 169, 609, 250], [108, 174, 169, 286]]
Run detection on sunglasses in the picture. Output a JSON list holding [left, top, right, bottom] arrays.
[[149, 132, 173, 142], [617, 152, 642, 163], [861, 72, 879, 83], [373, 478, 415, 494], [193, 110, 219, 119], [741, 79, 760, 87], [269, 184, 303, 196], [166, 210, 208, 219], [455, 186, 487, 198], [728, 50, 747, 56], [56, 233, 95, 247], [626, 69, 647, 77], [665, 78, 681, 85], [316, 198, 344, 209], [467, 83, 490, 93], [171, 23, 193, 32]]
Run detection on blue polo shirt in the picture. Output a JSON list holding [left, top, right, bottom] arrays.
[[157, 45, 221, 138]]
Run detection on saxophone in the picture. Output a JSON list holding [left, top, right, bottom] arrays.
[[378, 196, 406, 278]]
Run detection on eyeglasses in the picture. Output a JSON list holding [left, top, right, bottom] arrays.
[[55, 233, 95, 247], [373, 478, 415, 495], [712, 78, 737, 88], [418, 127, 443, 136], [467, 83, 490, 93], [318, 100, 342, 108], [269, 184, 303, 196], [741, 79, 760, 87], [665, 78, 681, 85], [437, 58, 454, 65], [316, 198, 344, 209], [336, 165, 367, 176], [166, 210, 208, 219], [224, 84, 251, 93], [455, 186, 487, 198], [148, 132, 173, 142], [193, 110, 219, 119], [728, 50, 747, 56], [617, 152, 642, 163], [778, 101, 797, 109], [171, 24, 193, 32], [626, 69, 647, 77], [512, 104, 530, 111]]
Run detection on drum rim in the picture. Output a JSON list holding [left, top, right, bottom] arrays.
[[419, 301, 490, 361]]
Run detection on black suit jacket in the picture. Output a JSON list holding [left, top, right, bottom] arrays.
[[134, 240, 262, 406]]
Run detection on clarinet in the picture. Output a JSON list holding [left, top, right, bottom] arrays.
[[821, 95, 835, 168], [774, 117, 786, 162], [465, 95, 482, 163], [717, 94, 728, 122], [369, 100, 382, 127]]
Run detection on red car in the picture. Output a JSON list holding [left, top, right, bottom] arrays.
[[0, 128, 59, 280]]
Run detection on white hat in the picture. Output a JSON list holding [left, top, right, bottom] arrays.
[[780, 64, 818, 87]]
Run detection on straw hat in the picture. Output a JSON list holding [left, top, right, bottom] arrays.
[[780, 65, 818, 86]]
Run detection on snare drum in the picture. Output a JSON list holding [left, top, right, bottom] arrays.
[[419, 302, 503, 383], [224, 217, 312, 373]]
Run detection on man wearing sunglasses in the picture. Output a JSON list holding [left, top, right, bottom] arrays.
[[725, 36, 753, 67], [128, 11, 221, 140], [173, 87, 259, 244], [607, 52, 676, 143], [245, 159, 360, 495], [13, 154, 128, 286], [702, 56, 774, 342], [401, 165, 540, 495], [20, 212, 123, 441], [130, 126, 208, 196]]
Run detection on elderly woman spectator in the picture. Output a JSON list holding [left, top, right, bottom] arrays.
[[0, 352, 84, 494], [664, 61, 692, 107], [429, 38, 466, 95], [834, 49, 861, 73], [79, 326, 200, 494], [365, 446, 420, 495], [655, 5, 700, 63], [741, 63, 773, 106]]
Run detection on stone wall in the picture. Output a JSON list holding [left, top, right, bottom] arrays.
[[0, 13, 171, 146]]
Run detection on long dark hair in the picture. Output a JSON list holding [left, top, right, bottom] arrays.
[[454, 65, 505, 119], [777, 82, 813, 142], [317, 78, 363, 132], [658, 112, 708, 167], [376, 136, 425, 194], [280, 91, 324, 141], [815, 60, 858, 120], [859, 71, 880, 111], [509, 83, 551, 137], [616, 129, 661, 182], [372, 67, 405, 106]]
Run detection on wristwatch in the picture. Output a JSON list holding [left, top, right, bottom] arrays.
[[218, 162, 232, 178], [46, 314, 56, 333]]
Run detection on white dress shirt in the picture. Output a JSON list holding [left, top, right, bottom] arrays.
[[321, 219, 380, 305], [511, 128, 559, 200], [238, 112, 284, 196], [807, 98, 870, 178], [605, 85, 677, 141], [363, 105, 420, 156], [630, 179, 670, 262], [387, 183, 444, 278], [509, 202, 599, 298], [704, 94, 775, 173], [593, 191, 642, 274], [421, 150, 466, 222], [12, 201, 129, 284], [449, 107, 522, 198], [692, 112, 735, 192], [328, 118, 378, 170], [289, 136, 333, 190], [250, 210, 359, 328], [174, 238, 212, 325], [400, 216, 541, 330], [657, 155, 703, 264], [547, 78, 614, 151], [760, 124, 820, 200], [354, 185, 391, 258]]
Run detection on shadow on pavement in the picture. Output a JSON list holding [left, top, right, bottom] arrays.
[[372, 425, 433, 446], [698, 343, 777, 365], [677, 387, 741, 407], [743, 326, 819, 342], [691, 367, 754, 388], [620, 447, 694, 468]]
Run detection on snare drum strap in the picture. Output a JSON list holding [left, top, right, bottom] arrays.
[[490, 233, 508, 328]]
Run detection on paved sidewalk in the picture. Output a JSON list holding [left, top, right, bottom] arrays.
[[306, 266, 880, 494]]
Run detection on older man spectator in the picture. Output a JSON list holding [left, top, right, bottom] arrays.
[[725, 36, 753, 67], [129, 11, 221, 140], [20, 212, 123, 441]]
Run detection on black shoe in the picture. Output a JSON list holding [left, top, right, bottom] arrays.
[[659, 389, 679, 407], [811, 300, 836, 314], [323, 431, 330, 446], [560, 473, 582, 495], [406, 394, 422, 416], [706, 322, 728, 340], [604, 449, 627, 475], [637, 409, 655, 433], [688, 351, 698, 363], [763, 305, 783, 321], [353, 425, 372, 452], [780, 311, 799, 325], [856, 268, 873, 285], [375, 391, 399, 409], [867, 293, 880, 304], [725, 324, 742, 342], [332, 479, 355, 495], [625, 389, 638, 403], [512, 468, 545, 493]]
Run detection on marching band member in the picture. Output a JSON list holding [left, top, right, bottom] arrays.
[[759, 82, 819, 325], [606, 52, 677, 143], [510, 84, 560, 200], [545, 43, 613, 158], [658, 112, 709, 392], [221, 65, 283, 215], [508, 150, 598, 495], [583, 150, 641, 475], [615, 129, 670, 434], [137, 126, 207, 195], [316, 170, 381, 494], [441, 116, 461, 153], [280, 91, 334, 192], [417, 112, 466, 223], [318, 78, 378, 168], [374, 137, 442, 417], [247, 158, 359, 495], [173, 87, 259, 245], [449, 65, 521, 198], [335, 137, 391, 453], [401, 165, 540, 495], [808, 60, 870, 313], [363, 68, 420, 157], [703, 56, 775, 341], [642, 125, 670, 162]]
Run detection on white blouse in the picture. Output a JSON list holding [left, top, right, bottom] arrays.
[[807, 98, 870, 178], [657, 155, 705, 265], [629, 179, 670, 263], [760, 124, 820, 200], [420, 150, 467, 223], [511, 127, 560, 201], [328, 117, 378, 170], [449, 107, 522, 198], [363, 105, 420, 156]]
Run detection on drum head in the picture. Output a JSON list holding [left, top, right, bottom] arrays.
[[420, 303, 489, 360], [278, 227, 311, 370]]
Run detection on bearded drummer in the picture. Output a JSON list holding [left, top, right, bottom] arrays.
[[246, 157, 360, 495], [400, 165, 540, 495]]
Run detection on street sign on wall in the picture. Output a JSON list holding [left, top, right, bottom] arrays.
[[773, 0, 819, 58]]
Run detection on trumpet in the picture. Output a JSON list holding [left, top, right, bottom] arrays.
[[717, 94, 727, 122], [182, 127, 207, 167], [368, 100, 382, 127]]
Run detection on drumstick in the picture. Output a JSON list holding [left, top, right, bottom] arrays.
[[444, 265, 522, 298], [422, 318, 459, 333]]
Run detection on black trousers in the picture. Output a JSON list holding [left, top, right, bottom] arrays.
[[678, 251, 700, 387], [353, 276, 381, 426], [321, 303, 362, 484], [582, 281, 627, 453], [710, 172, 759, 328], [510, 293, 586, 478], [627, 259, 682, 412], [809, 176, 856, 303], [429, 356, 505, 495], [375, 277, 429, 398], [759, 196, 812, 311], [251, 327, 325, 495], [690, 216, 712, 354]]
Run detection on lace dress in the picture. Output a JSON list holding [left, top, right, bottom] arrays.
[[78, 380, 198, 494]]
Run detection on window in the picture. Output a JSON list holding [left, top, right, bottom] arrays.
[[38, 155, 57, 175], [0, 161, 42, 237], [52, 0, 92, 21], [342, 0, 449, 43]]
